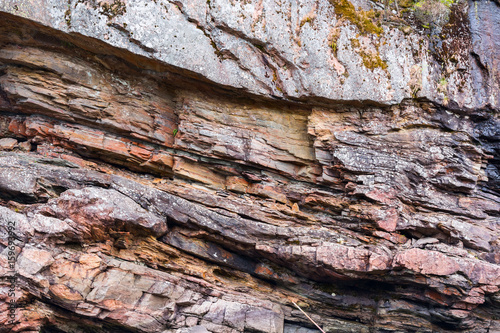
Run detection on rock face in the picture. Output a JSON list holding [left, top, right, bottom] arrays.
[[1, 0, 499, 108], [0, 0, 498, 332]]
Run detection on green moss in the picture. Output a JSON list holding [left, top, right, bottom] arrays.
[[328, 0, 384, 36], [299, 16, 314, 28], [360, 50, 388, 71], [329, 28, 341, 56], [61, 40, 75, 48], [412, 0, 456, 27], [64, 0, 72, 28], [399, 0, 416, 8], [254, 44, 265, 51], [350, 38, 360, 48], [99, 0, 127, 20], [330, 40, 337, 53]]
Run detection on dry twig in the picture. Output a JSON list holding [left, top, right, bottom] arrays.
[[291, 301, 326, 333]]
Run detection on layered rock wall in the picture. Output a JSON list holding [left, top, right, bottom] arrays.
[[0, 0, 499, 332]]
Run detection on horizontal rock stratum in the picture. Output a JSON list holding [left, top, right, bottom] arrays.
[[0, 0, 499, 332], [1, 0, 499, 108]]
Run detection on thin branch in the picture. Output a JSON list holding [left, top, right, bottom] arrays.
[[291, 301, 326, 333]]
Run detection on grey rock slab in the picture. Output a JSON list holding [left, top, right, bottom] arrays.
[[0, 138, 17, 150], [47, 186, 168, 237], [284, 324, 322, 333], [0, 152, 112, 202], [110, 176, 277, 245], [183, 327, 210, 333], [469, 0, 500, 108], [245, 307, 284, 333], [0, 205, 34, 243], [1, 0, 497, 108], [17, 244, 54, 276], [30, 214, 73, 235]]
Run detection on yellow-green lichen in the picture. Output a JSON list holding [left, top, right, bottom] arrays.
[[359, 50, 388, 71], [350, 38, 360, 48], [64, 0, 72, 27], [437, 76, 448, 102], [272, 69, 283, 93], [330, 40, 337, 53], [412, 0, 457, 27], [329, 28, 342, 56], [97, 0, 127, 20], [64, 9, 71, 27], [399, 0, 416, 8], [300, 16, 314, 28], [74, 0, 127, 20], [349, 37, 388, 72], [328, 0, 384, 36]]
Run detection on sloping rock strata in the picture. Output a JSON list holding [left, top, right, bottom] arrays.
[[0, 0, 499, 332]]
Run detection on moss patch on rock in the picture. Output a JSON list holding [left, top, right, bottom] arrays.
[[350, 38, 388, 72], [75, 0, 127, 20], [328, 0, 384, 36], [412, 0, 457, 28], [99, 0, 127, 20], [360, 49, 388, 71]]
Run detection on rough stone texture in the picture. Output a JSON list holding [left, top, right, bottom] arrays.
[[0, 1, 498, 333], [0, 0, 498, 109], [0, 138, 17, 150]]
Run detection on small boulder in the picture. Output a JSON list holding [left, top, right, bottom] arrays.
[[0, 137, 17, 150], [18, 141, 32, 152]]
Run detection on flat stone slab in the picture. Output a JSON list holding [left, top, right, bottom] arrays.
[[0, 137, 17, 150]]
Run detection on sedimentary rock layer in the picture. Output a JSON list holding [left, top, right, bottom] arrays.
[[0, 1, 499, 332], [1, 0, 499, 108]]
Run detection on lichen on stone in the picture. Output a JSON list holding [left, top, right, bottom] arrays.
[[328, 0, 384, 36], [359, 49, 388, 71], [350, 37, 388, 73], [299, 15, 314, 28], [350, 38, 361, 48], [76, 0, 127, 20], [328, 27, 342, 56], [412, 0, 458, 28], [98, 0, 127, 20]]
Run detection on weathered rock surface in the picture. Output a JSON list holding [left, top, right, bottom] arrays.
[[0, 0, 499, 108], [0, 0, 499, 332]]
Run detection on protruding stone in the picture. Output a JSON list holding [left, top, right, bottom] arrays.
[[0, 138, 17, 150]]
